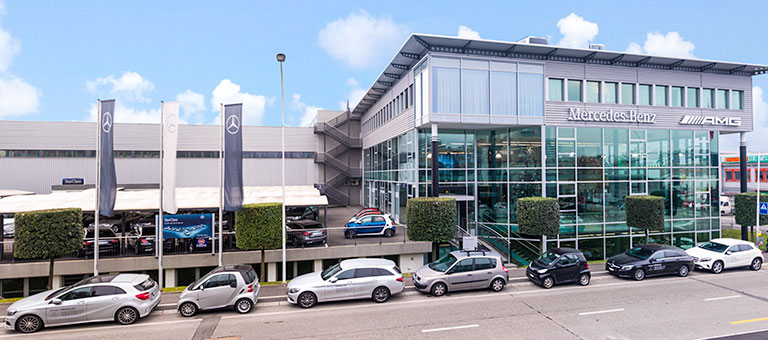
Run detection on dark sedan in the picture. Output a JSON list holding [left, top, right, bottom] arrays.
[[287, 220, 326, 247], [606, 244, 694, 281]]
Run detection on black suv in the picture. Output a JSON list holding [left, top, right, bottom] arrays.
[[526, 248, 590, 289], [606, 244, 693, 281], [287, 220, 326, 247]]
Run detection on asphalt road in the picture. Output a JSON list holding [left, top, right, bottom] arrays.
[[4, 267, 768, 340]]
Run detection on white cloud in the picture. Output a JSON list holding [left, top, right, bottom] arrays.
[[338, 77, 367, 111], [176, 90, 205, 124], [318, 10, 408, 68], [556, 13, 598, 48], [0, 76, 40, 118], [87, 102, 160, 124], [457, 25, 481, 40], [626, 31, 696, 59], [87, 71, 155, 103], [210, 79, 267, 126], [721, 86, 768, 153], [291, 93, 323, 127]]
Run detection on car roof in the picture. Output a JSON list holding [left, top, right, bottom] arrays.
[[209, 264, 254, 276], [450, 250, 502, 259], [710, 238, 749, 246], [111, 273, 150, 284], [550, 247, 581, 255], [634, 244, 678, 251], [339, 258, 395, 269]]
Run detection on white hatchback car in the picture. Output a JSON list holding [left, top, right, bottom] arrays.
[[686, 238, 763, 274]]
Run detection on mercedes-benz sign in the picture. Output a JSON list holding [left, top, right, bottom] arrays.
[[679, 115, 741, 127]]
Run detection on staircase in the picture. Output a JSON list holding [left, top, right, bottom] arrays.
[[474, 223, 540, 267], [314, 110, 362, 206]]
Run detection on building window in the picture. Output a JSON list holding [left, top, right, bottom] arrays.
[[687, 87, 699, 108], [548, 78, 564, 101], [716, 89, 728, 109], [732, 90, 743, 110], [621, 83, 635, 104], [702, 88, 714, 108], [492, 71, 517, 115], [639, 84, 652, 105], [519, 73, 543, 116], [655, 85, 668, 106], [604, 82, 618, 104], [567, 80, 582, 102], [671, 86, 683, 107], [433, 67, 460, 113], [586, 81, 600, 103], [461, 69, 490, 114]]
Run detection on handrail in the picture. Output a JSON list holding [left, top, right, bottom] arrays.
[[475, 222, 540, 261]]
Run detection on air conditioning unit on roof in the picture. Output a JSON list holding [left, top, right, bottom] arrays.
[[518, 36, 548, 45]]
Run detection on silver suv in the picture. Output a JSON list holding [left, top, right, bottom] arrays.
[[286, 258, 404, 308], [4, 274, 161, 333], [413, 250, 509, 296], [177, 264, 260, 316]]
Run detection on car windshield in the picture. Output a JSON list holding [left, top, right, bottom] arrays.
[[45, 285, 72, 300], [625, 247, 654, 260], [428, 254, 458, 272], [536, 251, 560, 266], [321, 263, 342, 280], [699, 241, 728, 253]]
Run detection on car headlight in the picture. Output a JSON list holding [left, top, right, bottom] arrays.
[[6, 310, 17, 316], [536, 268, 548, 274], [621, 265, 634, 271], [700, 257, 711, 262], [289, 288, 300, 294]]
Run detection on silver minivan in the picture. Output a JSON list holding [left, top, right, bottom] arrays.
[[413, 250, 509, 296], [177, 264, 260, 316], [286, 259, 404, 308]]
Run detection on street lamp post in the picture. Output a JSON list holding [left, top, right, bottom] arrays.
[[277, 53, 287, 283]]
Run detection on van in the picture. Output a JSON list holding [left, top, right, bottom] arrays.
[[720, 197, 732, 215]]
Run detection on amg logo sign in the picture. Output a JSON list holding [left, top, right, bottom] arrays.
[[679, 115, 741, 127], [567, 108, 656, 124]]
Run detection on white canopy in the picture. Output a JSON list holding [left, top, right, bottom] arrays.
[[0, 190, 35, 199], [0, 186, 328, 214]]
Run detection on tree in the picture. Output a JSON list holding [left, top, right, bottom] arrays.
[[516, 197, 559, 254], [734, 193, 768, 241], [14, 208, 83, 290], [625, 196, 665, 244], [235, 203, 282, 282], [406, 197, 456, 261]]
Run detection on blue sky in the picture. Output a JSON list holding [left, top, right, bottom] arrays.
[[0, 1, 766, 151]]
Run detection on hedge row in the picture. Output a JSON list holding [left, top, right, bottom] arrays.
[[735, 193, 768, 227], [406, 197, 456, 243], [516, 197, 559, 236], [625, 195, 665, 231], [14, 208, 83, 259], [235, 203, 282, 250]]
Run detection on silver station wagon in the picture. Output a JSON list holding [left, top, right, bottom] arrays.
[[4, 274, 161, 333], [286, 258, 404, 308], [413, 250, 509, 296]]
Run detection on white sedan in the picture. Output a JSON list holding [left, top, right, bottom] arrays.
[[685, 238, 763, 274]]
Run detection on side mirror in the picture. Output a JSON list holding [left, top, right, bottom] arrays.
[[726, 251, 732, 255], [51, 298, 62, 305], [329, 277, 338, 283]]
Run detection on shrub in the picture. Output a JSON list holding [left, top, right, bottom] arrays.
[[406, 197, 456, 260], [625, 195, 664, 243], [14, 208, 83, 289], [235, 203, 282, 281], [517, 197, 560, 237], [734, 193, 768, 227]]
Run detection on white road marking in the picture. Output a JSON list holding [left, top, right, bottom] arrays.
[[421, 324, 479, 333], [704, 295, 742, 301], [0, 319, 200, 339], [578, 308, 624, 316]]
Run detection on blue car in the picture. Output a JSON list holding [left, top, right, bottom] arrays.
[[344, 214, 395, 239]]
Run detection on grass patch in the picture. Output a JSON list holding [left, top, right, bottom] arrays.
[[722, 229, 767, 251], [0, 297, 23, 304], [161, 286, 187, 293]]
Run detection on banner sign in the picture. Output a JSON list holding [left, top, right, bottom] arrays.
[[567, 108, 656, 124], [223, 103, 244, 211], [99, 99, 117, 216], [723, 155, 768, 164], [62, 178, 84, 185], [159, 213, 214, 239]]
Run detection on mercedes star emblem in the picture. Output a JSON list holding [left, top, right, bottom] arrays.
[[226, 115, 240, 135], [167, 114, 178, 133], [102, 112, 113, 133]]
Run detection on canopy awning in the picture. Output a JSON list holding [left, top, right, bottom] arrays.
[[0, 190, 35, 199], [0, 186, 328, 214]]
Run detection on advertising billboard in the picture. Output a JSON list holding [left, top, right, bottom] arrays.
[[159, 213, 214, 239]]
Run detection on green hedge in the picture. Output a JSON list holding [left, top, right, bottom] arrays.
[[517, 197, 559, 236], [625, 195, 664, 232], [406, 197, 456, 243], [14, 208, 83, 259], [235, 203, 282, 250], [734, 193, 768, 227]]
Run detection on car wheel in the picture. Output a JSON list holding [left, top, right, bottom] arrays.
[[16, 314, 42, 333], [179, 302, 198, 317], [578, 273, 590, 286], [751, 257, 763, 271], [633, 269, 646, 281], [678, 265, 690, 277], [298, 292, 317, 308], [235, 298, 253, 314], [345, 230, 356, 239], [431, 282, 447, 297], [711, 260, 724, 274], [542, 276, 555, 289], [384, 229, 394, 238], [115, 307, 139, 325], [372, 286, 390, 303], [490, 278, 505, 292], [291, 237, 300, 247]]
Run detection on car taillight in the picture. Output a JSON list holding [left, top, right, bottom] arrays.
[[586, 263, 589, 269], [135, 292, 150, 300], [247, 284, 253, 293], [82, 241, 87, 246], [302, 232, 311, 236], [111, 239, 118, 243], [141, 239, 150, 244], [322, 230, 327, 234], [396, 277, 403, 282], [502, 265, 508, 273]]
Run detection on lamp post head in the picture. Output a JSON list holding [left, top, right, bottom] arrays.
[[276, 53, 286, 62]]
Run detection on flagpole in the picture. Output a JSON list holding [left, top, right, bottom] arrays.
[[277, 53, 286, 284], [158, 101, 165, 289], [218, 103, 224, 266], [757, 153, 761, 241], [94, 99, 101, 277]]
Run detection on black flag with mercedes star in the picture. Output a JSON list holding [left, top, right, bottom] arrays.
[[99, 99, 117, 216], [223, 103, 244, 211]]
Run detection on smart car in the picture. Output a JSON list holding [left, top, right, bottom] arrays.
[[526, 248, 590, 289], [344, 214, 395, 239], [177, 264, 260, 316]]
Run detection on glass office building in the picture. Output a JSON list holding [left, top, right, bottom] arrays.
[[357, 34, 763, 265]]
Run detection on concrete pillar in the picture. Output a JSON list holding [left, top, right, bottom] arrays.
[[52, 275, 63, 289], [740, 132, 749, 240], [164, 268, 176, 288], [430, 123, 439, 197], [22, 278, 29, 297], [313, 259, 323, 272], [267, 262, 277, 283]]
